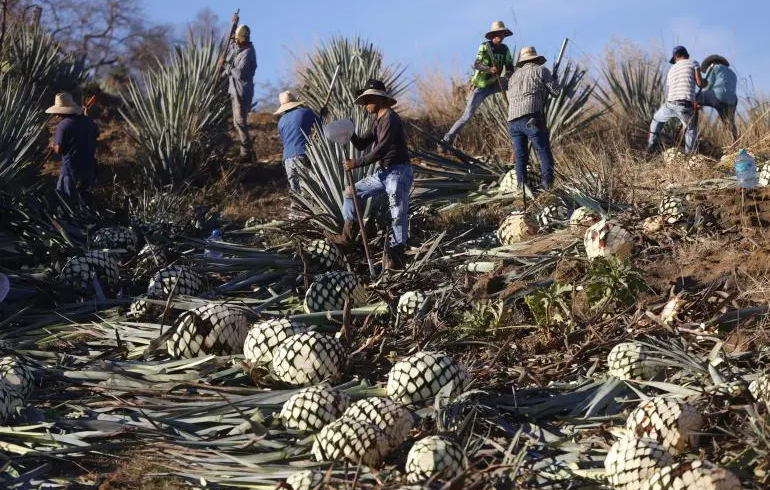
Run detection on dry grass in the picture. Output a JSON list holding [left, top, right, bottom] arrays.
[[80, 452, 186, 490]]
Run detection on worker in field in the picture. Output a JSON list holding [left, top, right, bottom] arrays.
[[328, 79, 413, 271], [506, 46, 560, 191], [698, 55, 738, 142], [274, 91, 322, 213], [47, 92, 99, 206], [442, 21, 515, 146], [222, 24, 257, 162], [647, 46, 704, 155]]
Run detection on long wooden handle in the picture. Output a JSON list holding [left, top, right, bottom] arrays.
[[552, 37, 569, 81], [345, 169, 377, 277], [322, 64, 341, 111]]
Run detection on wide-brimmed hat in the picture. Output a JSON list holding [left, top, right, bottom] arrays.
[[485, 20, 513, 40], [45, 92, 82, 115], [702, 54, 730, 72], [235, 24, 250, 41], [669, 45, 689, 64], [354, 79, 397, 106], [516, 46, 546, 67], [274, 91, 304, 115]]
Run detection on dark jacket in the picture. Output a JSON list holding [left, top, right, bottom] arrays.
[[351, 109, 410, 169]]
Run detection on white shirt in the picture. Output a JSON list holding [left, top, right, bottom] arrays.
[[666, 59, 700, 103]]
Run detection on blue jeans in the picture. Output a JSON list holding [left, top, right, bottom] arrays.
[[507, 116, 555, 189], [284, 155, 307, 193], [648, 102, 698, 154], [57, 165, 95, 206], [697, 91, 738, 142], [342, 163, 413, 248], [443, 82, 505, 144]]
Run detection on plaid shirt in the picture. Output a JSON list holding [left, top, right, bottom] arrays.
[[507, 63, 561, 121]]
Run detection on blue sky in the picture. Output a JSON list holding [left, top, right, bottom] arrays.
[[146, 0, 769, 102]]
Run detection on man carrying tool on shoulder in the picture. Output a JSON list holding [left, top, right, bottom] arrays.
[[647, 46, 704, 156], [222, 23, 257, 162], [47, 92, 99, 206], [507, 46, 560, 191], [442, 21, 514, 146], [327, 79, 413, 271]]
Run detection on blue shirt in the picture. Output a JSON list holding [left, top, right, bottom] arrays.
[[278, 107, 322, 160], [54, 115, 98, 180], [704, 64, 738, 106], [227, 43, 257, 104]]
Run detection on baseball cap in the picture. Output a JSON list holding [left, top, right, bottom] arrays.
[[670, 45, 689, 64]]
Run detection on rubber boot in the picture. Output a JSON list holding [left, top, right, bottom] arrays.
[[326, 220, 358, 247], [384, 244, 407, 271]]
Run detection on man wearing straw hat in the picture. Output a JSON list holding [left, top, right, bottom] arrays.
[[442, 21, 515, 145], [47, 92, 99, 205], [274, 91, 322, 201], [698, 54, 738, 142], [507, 46, 560, 190], [223, 24, 257, 162], [328, 79, 413, 270]]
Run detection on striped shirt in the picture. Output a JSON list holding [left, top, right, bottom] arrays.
[[507, 63, 561, 121], [666, 59, 700, 102]]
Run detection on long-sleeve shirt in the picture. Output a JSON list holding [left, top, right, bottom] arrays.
[[470, 42, 514, 89], [278, 107, 322, 160], [351, 109, 410, 169], [703, 64, 738, 106], [506, 63, 560, 121], [227, 43, 257, 104]]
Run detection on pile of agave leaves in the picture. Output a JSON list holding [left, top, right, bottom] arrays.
[[3, 35, 770, 490]]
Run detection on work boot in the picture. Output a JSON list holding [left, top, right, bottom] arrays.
[[326, 220, 358, 247], [383, 244, 407, 271]]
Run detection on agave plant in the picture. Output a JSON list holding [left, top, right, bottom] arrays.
[[292, 36, 407, 232], [4, 23, 86, 94], [0, 74, 47, 188], [595, 54, 665, 131], [120, 34, 229, 190]]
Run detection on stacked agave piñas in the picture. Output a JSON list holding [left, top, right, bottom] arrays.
[[397, 291, 428, 319], [604, 436, 674, 490], [584, 219, 634, 260], [303, 272, 367, 313], [311, 417, 389, 467], [271, 332, 346, 386], [90, 226, 139, 253], [166, 303, 249, 358], [279, 384, 350, 431], [59, 251, 121, 293], [639, 460, 741, 490], [405, 435, 465, 483], [625, 397, 703, 454], [304, 239, 342, 270], [387, 352, 469, 406], [243, 318, 308, 365], [342, 397, 414, 450], [607, 342, 659, 381], [497, 213, 536, 246]]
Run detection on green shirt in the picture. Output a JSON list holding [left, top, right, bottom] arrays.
[[470, 42, 514, 89]]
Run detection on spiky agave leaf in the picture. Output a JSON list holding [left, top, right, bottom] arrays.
[[119, 33, 228, 189], [596, 54, 665, 130], [0, 74, 47, 189]]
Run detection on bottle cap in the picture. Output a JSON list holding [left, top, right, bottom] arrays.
[[212, 229, 222, 238], [739, 149, 747, 155]]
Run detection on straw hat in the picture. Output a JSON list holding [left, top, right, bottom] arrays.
[[485, 21, 513, 40], [235, 24, 250, 42], [354, 79, 397, 106], [45, 92, 82, 115], [516, 46, 547, 67], [274, 91, 305, 115]]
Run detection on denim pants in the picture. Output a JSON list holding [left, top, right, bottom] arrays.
[[231, 93, 253, 156], [696, 91, 738, 142], [443, 82, 504, 143], [507, 116, 555, 189], [57, 166, 95, 206], [648, 102, 698, 154], [284, 155, 308, 193], [342, 163, 413, 248]]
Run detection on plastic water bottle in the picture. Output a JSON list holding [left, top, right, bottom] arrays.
[[735, 149, 758, 189], [204, 229, 224, 259]]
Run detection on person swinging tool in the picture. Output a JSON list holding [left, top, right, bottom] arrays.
[[442, 21, 514, 146], [221, 23, 257, 162], [327, 79, 413, 271]]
